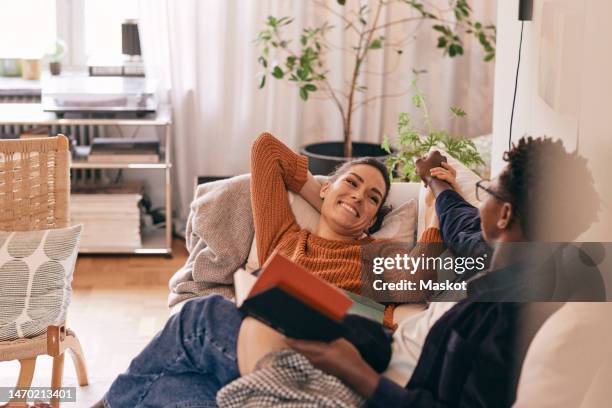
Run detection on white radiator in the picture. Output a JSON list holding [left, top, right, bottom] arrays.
[[0, 119, 108, 185]]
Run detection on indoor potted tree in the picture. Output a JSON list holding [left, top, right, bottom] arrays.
[[256, 0, 495, 174]]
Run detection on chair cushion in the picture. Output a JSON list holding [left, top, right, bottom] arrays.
[[0, 225, 82, 341]]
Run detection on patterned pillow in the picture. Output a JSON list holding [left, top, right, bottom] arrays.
[[0, 225, 82, 341]]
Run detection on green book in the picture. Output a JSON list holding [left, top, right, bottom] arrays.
[[343, 290, 386, 324]]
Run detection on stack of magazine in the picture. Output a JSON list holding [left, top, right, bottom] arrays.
[[86, 137, 160, 164], [71, 182, 143, 250]]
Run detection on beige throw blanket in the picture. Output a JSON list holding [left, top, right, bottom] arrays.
[[168, 175, 254, 307]]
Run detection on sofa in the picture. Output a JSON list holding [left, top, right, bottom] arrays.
[[172, 154, 611, 406]]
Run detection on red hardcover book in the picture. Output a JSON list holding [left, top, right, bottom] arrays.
[[248, 249, 353, 320], [238, 249, 355, 341]]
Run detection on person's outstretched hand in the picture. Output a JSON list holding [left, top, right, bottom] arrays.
[[430, 162, 460, 192], [415, 151, 447, 186], [286, 337, 380, 398]]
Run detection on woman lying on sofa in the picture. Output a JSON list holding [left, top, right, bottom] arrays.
[[98, 132, 445, 407]]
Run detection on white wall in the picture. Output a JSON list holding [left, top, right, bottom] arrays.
[[492, 0, 612, 242]]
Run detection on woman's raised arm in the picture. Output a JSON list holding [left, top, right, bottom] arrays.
[[250, 132, 309, 264], [298, 171, 324, 212]]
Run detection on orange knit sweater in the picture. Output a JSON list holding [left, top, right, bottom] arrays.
[[250, 133, 444, 328]]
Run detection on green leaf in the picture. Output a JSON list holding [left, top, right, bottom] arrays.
[[272, 66, 284, 79], [484, 53, 495, 62], [266, 16, 277, 28], [278, 17, 293, 26], [258, 56, 267, 68], [337, 0, 346, 5], [258, 75, 266, 89], [303, 83, 317, 92], [286, 56, 297, 69], [369, 37, 383, 49], [479, 32, 487, 46], [299, 87, 309, 101], [412, 94, 424, 108], [432, 25, 450, 35], [449, 43, 463, 57], [450, 106, 466, 117], [401, 162, 415, 180], [381, 136, 391, 153]]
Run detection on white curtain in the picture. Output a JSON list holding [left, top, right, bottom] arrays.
[[138, 0, 496, 224]]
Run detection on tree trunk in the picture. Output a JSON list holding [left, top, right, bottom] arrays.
[[343, 121, 352, 158]]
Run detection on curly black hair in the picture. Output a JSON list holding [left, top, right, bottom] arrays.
[[330, 157, 392, 235], [498, 136, 599, 241]]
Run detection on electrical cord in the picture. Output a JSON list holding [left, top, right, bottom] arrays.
[[509, 21, 525, 150]]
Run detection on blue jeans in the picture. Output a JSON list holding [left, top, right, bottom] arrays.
[[104, 295, 243, 408]]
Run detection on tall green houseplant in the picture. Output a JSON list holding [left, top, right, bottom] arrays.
[[255, 0, 496, 158]]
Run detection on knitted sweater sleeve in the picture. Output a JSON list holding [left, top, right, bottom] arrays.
[[250, 133, 309, 264]]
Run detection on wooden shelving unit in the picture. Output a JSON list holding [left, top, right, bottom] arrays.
[[0, 103, 174, 256]]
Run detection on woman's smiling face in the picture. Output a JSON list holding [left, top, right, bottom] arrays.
[[319, 164, 387, 239]]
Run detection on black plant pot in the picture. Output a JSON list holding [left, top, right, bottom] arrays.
[[300, 141, 390, 175]]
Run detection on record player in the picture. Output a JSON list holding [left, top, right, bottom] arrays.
[[41, 76, 157, 117]]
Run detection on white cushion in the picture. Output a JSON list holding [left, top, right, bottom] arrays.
[[417, 148, 482, 238], [387, 181, 421, 209], [0, 225, 82, 341], [513, 303, 612, 408], [245, 182, 420, 272]]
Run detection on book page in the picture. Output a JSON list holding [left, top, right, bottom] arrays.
[[234, 268, 257, 307]]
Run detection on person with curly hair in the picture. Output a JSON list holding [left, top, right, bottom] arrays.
[[288, 136, 605, 407]]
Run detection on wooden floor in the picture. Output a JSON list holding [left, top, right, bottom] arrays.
[[0, 240, 189, 407]]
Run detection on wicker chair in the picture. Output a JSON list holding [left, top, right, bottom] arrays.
[[0, 135, 88, 408]]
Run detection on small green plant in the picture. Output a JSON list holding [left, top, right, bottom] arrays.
[[46, 39, 67, 63], [382, 75, 485, 182]]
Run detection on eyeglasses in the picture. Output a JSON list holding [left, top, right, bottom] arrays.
[[475, 179, 508, 203]]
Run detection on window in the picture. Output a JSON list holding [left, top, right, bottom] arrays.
[[84, 0, 139, 58], [0, 0, 140, 66], [0, 0, 57, 57]]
